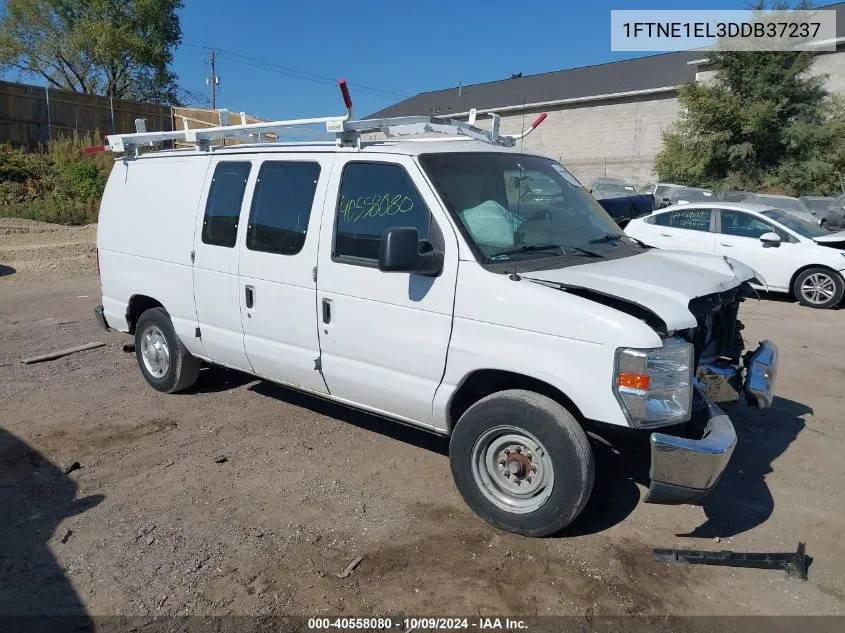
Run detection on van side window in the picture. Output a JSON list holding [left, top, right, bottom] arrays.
[[202, 162, 251, 248], [246, 162, 321, 255], [334, 162, 430, 262]]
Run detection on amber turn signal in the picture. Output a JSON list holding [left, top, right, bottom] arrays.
[[618, 372, 650, 390]]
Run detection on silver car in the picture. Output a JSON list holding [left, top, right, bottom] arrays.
[[743, 194, 818, 225], [815, 195, 845, 230]]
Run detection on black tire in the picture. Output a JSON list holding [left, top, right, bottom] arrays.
[[134, 307, 200, 393], [792, 267, 845, 309], [449, 389, 594, 537]]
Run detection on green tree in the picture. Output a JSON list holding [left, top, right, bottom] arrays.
[[0, 0, 184, 105], [655, 27, 845, 194]]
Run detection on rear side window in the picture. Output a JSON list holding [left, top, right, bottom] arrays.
[[654, 208, 711, 232], [202, 162, 251, 248], [246, 162, 321, 255], [334, 162, 430, 262]]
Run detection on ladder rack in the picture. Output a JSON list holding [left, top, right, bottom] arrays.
[[102, 81, 547, 154]]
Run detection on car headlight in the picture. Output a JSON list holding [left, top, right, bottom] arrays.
[[614, 337, 694, 428]]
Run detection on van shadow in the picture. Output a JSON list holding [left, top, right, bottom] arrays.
[[248, 380, 449, 456], [192, 368, 808, 539], [0, 427, 104, 626], [0, 264, 16, 277], [561, 438, 645, 537], [678, 396, 809, 538], [565, 396, 809, 538], [185, 365, 257, 394]]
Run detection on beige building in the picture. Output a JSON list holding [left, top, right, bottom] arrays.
[[370, 4, 845, 186]]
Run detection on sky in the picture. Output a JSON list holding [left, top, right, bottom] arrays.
[[171, 0, 754, 120]]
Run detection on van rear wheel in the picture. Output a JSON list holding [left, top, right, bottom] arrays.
[[449, 389, 594, 537], [135, 307, 200, 393]]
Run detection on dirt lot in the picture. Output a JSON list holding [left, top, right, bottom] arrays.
[[1, 219, 844, 623]]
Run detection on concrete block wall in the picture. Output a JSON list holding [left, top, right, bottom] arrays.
[[470, 93, 681, 186], [366, 48, 845, 187], [813, 49, 845, 95]]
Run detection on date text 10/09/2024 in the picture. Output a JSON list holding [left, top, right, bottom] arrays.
[[307, 617, 528, 630], [621, 21, 821, 39]]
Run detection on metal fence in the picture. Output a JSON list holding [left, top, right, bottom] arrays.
[[0, 79, 173, 147]]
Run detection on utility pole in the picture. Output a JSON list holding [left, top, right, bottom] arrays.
[[206, 50, 220, 110]]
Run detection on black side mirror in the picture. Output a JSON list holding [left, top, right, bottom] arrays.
[[378, 227, 444, 276]]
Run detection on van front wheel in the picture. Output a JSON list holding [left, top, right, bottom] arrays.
[[449, 389, 594, 537], [135, 307, 200, 393]]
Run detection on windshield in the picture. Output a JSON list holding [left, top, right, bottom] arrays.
[[592, 183, 637, 199], [419, 153, 629, 264], [760, 208, 828, 237]]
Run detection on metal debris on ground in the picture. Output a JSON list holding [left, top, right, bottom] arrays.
[[336, 556, 364, 579], [214, 455, 228, 464], [60, 529, 73, 544], [22, 341, 105, 364], [653, 542, 809, 580], [65, 461, 81, 474]]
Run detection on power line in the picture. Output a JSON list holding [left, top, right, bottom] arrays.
[[184, 43, 408, 101], [206, 50, 220, 109], [221, 50, 408, 99]]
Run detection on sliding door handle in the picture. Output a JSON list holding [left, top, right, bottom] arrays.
[[322, 299, 332, 324], [245, 285, 255, 309], [719, 242, 734, 247]]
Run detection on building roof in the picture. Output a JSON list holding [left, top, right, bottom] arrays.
[[370, 2, 845, 119]]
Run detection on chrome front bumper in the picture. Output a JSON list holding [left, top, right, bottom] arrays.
[[696, 340, 778, 410], [744, 340, 777, 409], [644, 400, 736, 504], [644, 340, 778, 505]]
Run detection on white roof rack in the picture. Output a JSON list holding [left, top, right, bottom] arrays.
[[102, 81, 548, 154]]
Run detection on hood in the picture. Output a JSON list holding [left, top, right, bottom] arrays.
[[812, 230, 845, 244], [521, 250, 756, 332]]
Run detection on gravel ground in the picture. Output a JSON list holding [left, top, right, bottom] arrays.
[[1, 220, 844, 623]]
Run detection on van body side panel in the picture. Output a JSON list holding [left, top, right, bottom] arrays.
[[191, 159, 254, 372], [315, 154, 460, 428], [97, 157, 210, 357], [431, 261, 663, 431], [237, 155, 333, 393]]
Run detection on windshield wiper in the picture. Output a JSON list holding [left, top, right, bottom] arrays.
[[590, 233, 649, 248], [491, 243, 603, 259]]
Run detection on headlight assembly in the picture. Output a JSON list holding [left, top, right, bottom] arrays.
[[614, 337, 694, 428]]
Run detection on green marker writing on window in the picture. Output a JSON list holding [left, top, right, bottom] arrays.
[[340, 194, 415, 223]]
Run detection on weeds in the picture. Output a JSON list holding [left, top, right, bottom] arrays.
[[0, 132, 111, 225]]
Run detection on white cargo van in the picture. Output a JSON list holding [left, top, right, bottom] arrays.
[[94, 84, 777, 536]]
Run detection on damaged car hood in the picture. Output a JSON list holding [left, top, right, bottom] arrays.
[[521, 250, 756, 332]]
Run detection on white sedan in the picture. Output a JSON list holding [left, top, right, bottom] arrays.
[[625, 202, 845, 309]]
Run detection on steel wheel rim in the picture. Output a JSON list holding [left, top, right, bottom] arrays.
[[801, 273, 837, 305], [470, 426, 554, 514], [140, 325, 170, 378]]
